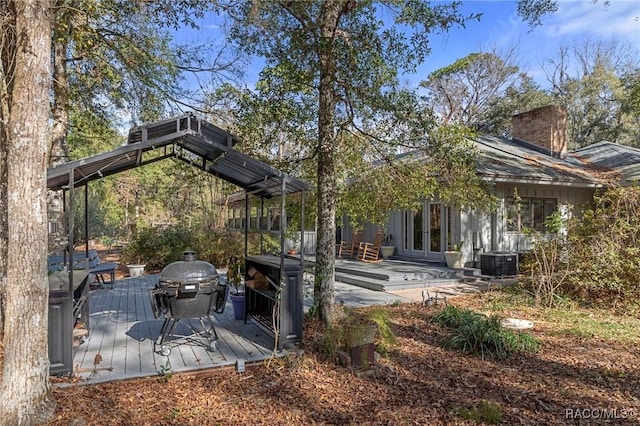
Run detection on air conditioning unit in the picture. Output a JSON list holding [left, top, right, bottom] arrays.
[[480, 252, 518, 276]]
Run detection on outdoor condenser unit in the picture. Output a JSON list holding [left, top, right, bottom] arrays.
[[480, 252, 518, 276]]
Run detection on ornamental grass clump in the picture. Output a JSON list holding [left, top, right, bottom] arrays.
[[431, 305, 540, 360]]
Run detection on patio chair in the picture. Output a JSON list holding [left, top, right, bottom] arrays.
[[87, 249, 117, 289], [356, 230, 384, 263], [336, 231, 363, 258]]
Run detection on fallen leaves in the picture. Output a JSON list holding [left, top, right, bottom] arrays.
[[47, 297, 640, 425]]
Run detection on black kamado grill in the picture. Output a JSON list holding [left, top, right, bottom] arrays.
[[150, 251, 228, 356]]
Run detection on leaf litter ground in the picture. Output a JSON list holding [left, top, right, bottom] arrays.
[[48, 282, 640, 425]]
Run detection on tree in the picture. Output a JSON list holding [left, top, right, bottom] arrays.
[[0, 0, 56, 423], [420, 48, 552, 134], [544, 37, 640, 148], [49, 0, 207, 166], [226, 1, 558, 326], [225, 1, 562, 326]]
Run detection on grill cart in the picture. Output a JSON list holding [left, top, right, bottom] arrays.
[[150, 251, 228, 356]]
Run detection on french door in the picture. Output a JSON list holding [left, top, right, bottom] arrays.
[[404, 202, 447, 260]]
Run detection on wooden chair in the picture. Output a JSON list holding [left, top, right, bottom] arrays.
[[336, 231, 363, 258], [357, 230, 384, 263]]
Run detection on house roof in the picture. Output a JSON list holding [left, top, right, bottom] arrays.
[[571, 141, 640, 185], [47, 114, 309, 197], [472, 134, 602, 188]]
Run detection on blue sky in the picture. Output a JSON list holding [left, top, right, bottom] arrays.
[[417, 0, 640, 87], [175, 1, 639, 92]]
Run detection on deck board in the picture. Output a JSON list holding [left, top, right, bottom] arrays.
[[73, 275, 277, 384], [69, 261, 436, 384]]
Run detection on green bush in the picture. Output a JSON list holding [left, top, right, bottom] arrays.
[[519, 185, 640, 310], [121, 224, 282, 271], [564, 185, 640, 307], [430, 304, 484, 329], [432, 305, 540, 360], [368, 308, 398, 355]]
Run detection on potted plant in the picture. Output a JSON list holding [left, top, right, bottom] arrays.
[[444, 240, 464, 268], [380, 233, 395, 259], [285, 223, 301, 255], [337, 307, 397, 368], [227, 255, 245, 320], [121, 241, 147, 277], [127, 263, 145, 277]]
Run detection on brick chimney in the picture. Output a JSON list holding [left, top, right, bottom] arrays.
[[511, 105, 568, 159]]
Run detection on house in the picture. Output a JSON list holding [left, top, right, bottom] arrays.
[[348, 105, 640, 267]]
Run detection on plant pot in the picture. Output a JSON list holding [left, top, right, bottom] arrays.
[[128, 264, 145, 277], [230, 293, 245, 320], [380, 246, 395, 259], [343, 323, 377, 351], [444, 251, 462, 268]]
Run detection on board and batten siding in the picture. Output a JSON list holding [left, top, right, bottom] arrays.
[[491, 183, 595, 253]]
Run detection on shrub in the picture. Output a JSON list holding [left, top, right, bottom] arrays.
[[564, 185, 640, 307], [121, 224, 282, 271], [430, 304, 484, 329], [520, 185, 640, 310], [432, 305, 540, 360], [368, 308, 398, 355]]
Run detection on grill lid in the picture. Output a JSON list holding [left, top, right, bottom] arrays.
[[159, 251, 218, 283]]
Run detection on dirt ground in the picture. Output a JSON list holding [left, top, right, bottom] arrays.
[[47, 287, 640, 425]]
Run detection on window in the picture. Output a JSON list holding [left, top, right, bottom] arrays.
[[506, 197, 557, 233]]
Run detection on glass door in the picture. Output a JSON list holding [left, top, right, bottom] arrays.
[[403, 202, 446, 260], [427, 203, 444, 256], [412, 206, 423, 252]]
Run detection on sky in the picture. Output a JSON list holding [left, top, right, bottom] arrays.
[[416, 0, 640, 87], [175, 1, 640, 92]]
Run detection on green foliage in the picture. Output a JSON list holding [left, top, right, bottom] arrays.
[[318, 306, 399, 359], [458, 285, 640, 343], [452, 400, 503, 424], [430, 305, 483, 329], [520, 229, 570, 308], [54, 1, 224, 126], [120, 224, 280, 272], [317, 326, 344, 362], [225, 2, 487, 326], [226, 255, 243, 294], [547, 37, 640, 148], [421, 50, 552, 136], [562, 185, 640, 306], [158, 361, 173, 383], [517, 0, 558, 27], [431, 305, 540, 360], [451, 241, 464, 252], [368, 308, 398, 355]]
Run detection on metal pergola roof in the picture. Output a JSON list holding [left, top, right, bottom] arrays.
[[47, 113, 309, 197], [47, 114, 309, 301]]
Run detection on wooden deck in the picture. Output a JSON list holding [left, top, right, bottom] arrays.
[[72, 275, 278, 384], [70, 259, 474, 385]]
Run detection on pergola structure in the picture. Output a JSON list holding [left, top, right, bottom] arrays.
[[47, 113, 310, 292]]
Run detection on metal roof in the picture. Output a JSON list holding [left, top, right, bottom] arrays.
[[47, 114, 309, 197]]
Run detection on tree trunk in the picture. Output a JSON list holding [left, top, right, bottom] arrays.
[[47, 11, 71, 253], [50, 27, 70, 167], [0, 0, 55, 424], [0, 0, 14, 341], [313, 2, 344, 327]]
